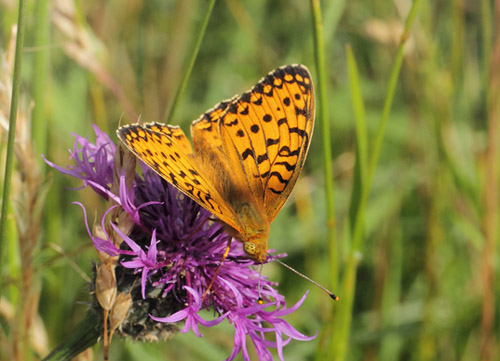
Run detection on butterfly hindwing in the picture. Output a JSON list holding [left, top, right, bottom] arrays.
[[218, 65, 315, 221], [117, 124, 241, 231], [263, 65, 314, 220]]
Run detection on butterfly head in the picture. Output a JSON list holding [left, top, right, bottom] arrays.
[[243, 239, 268, 264]]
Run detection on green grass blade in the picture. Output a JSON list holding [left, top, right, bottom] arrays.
[[42, 310, 101, 360], [329, 1, 423, 360], [0, 0, 27, 299]]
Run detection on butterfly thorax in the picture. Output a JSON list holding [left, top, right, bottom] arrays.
[[226, 201, 270, 263]]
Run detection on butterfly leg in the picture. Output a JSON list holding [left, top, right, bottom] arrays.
[[202, 237, 232, 302], [178, 216, 214, 242]]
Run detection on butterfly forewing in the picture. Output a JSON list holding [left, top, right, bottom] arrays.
[[117, 124, 241, 231], [143, 122, 194, 156], [191, 100, 232, 152]]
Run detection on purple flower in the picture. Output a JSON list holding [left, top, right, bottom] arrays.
[[115, 225, 160, 299], [76, 201, 120, 255], [45, 125, 314, 360], [226, 290, 316, 361], [152, 286, 227, 337], [43, 125, 116, 200]]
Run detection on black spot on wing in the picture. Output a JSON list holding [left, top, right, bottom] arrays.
[[253, 97, 263, 105], [269, 171, 287, 184], [257, 153, 269, 164], [278, 146, 300, 157], [226, 118, 239, 126], [241, 92, 251, 103], [266, 138, 280, 146], [228, 103, 238, 114], [169, 172, 178, 186], [259, 170, 270, 179], [264, 87, 273, 96], [288, 127, 308, 138], [240, 105, 249, 115], [277, 117, 287, 126], [242, 148, 254, 160], [275, 161, 296, 172], [295, 106, 308, 117]]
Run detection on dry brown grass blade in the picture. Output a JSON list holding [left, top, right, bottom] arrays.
[[0, 26, 49, 360]]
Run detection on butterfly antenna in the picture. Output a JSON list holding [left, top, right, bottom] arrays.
[[274, 258, 339, 301]]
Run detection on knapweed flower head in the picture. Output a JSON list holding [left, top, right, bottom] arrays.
[[44, 125, 315, 360]]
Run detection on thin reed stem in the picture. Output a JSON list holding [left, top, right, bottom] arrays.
[[346, 45, 367, 233], [310, 0, 338, 293], [481, 0, 492, 89], [164, 0, 217, 124], [32, 0, 50, 160], [480, 1, 500, 359], [0, 0, 27, 299]]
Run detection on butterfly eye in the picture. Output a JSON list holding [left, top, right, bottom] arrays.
[[243, 242, 256, 256]]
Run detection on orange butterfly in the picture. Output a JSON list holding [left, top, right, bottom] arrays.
[[117, 64, 314, 265]]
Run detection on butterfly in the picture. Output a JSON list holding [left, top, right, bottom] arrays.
[[117, 64, 314, 265]]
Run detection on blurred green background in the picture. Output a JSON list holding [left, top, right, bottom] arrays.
[[0, 0, 499, 360]]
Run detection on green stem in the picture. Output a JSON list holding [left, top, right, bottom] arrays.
[[42, 311, 101, 361], [310, 0, 337, 292], [346, 45, 368, 234], [164, 0, 217, 124], [330, 1, 422, 360], [32, 0, 50, 167], [0, 0, 27, 298]]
